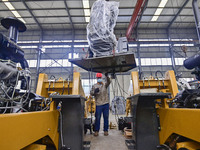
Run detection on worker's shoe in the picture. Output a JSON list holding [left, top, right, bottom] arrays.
[[94, 131, 99, 136], [104, 131, 109, 136]]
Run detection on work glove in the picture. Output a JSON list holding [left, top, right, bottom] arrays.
[[94, 88, 100, 94]]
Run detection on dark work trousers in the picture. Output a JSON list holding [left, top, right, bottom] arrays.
[[94, 103, 109, 132]]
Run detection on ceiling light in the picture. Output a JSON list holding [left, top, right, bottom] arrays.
[[83, 0, 90, 8], [159, 0, 168, 8], [11, 11, 21, 18], [84, 9, 90, 16], [85, 17, 90, 22], [82, 0, 91, 22], [3, 1, 26, 23], [151, 16, 159, 21], [151, 0, 168, 21], [4, 2, 15, 10]]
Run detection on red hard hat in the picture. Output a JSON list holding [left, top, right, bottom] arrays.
[[96, 73, 102, 78]]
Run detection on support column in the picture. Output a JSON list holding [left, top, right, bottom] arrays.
[[167, 29, 176, 75], [35, 33, 43, 92], [70, 31, 75, 81], [136, 30, 142, 78], [137, 44, 142, 78], [192, 0, 200, 44]]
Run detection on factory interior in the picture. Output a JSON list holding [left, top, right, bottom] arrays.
[[1, 0, 200, 150]]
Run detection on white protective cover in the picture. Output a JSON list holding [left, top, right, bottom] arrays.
[[87, 0, 119, 57]]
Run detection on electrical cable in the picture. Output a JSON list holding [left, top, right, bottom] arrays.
[[59, 77, 65, 95], [11, 72, 20, 99], [116, 77, 129, 95], [111, 76, 121, 125]]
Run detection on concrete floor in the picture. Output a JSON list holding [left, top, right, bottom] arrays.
[[84, 114, 129, 150], [84, 129, 128, 150]]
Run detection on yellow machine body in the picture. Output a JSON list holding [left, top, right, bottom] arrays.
[[36, 72, 85, 97], [85, 96, 96, 118], [131, 70, 200, 149], [0, 72, 84, 150], [126, 98, 131, 116]]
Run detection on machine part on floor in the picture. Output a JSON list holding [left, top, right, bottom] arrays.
[[125, 140, 136, 150], [83, 141, 91, 150], [111, 96, 126, 115], [109, 121, 117, 129], [51, 95, 86, 150], [118, 117, 132, 131], [69, 53, 136, 74], [84, 118, 95, 134], [87, 0, 119, 57], [130, 70, 200, 150]]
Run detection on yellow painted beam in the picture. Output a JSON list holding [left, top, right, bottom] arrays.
[[36, 73, 48, 96], [165, 71, 179, 98], [131, 71, 140, 95], [72, 72, 80, 95], [22, 144, 46, 150], [0, 110, 59, 150], [157, 108, 200, 145], [176, 141, 200, 150]]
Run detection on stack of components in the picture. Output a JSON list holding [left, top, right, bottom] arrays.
[[87, 0, 119, 57]]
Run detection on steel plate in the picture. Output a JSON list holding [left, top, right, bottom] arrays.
[[69, 53, 137, 73]]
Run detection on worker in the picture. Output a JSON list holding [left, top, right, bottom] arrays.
[[90, 72, 111, 136]]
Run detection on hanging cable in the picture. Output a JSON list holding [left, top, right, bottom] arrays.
[[116, 77, 129, 95]]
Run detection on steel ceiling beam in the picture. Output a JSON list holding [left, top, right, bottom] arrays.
[[0, 7, 193, 12], [35, 34, 43, 92], [22, 21, 195, 25], [167, 29, 176, 74], [16, 40, 196, 46], [0, 14, 195, 20], [167, 0, 190, 29], [22, 0, 43, 31], [192, 0, 200, 44], [63, 0, 75, 79], [126, 0, 148, 40], [1, 27, 193, 32], [63, 0, 74, 31]]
